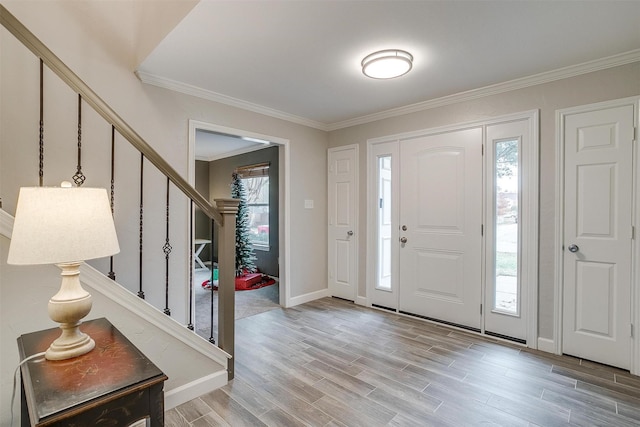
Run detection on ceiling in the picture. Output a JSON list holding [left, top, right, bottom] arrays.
[[137, 0, 640, 136], [195, 129, 271, 161]]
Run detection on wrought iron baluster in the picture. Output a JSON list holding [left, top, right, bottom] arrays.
[[163, 177, 172, 316], [138, 153, 145, 299], [108, 125, 116, 281], [72, 94, 85, 186], [38, 59, 44, 187], [187, 201, 194, 330], [209, 217, 216, 344]]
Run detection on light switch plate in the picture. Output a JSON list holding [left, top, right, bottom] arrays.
[[304, 199, 314, 209]]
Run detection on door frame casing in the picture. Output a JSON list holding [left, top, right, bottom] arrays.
[[327, 144, 360, 303], [365, 111, 539, 347], [553, 96, 640, 374], [187, 120, 291, 308], [366, 140, 400, 310]]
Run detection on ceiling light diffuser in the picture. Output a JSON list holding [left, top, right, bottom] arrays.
[[362, 49, 413, 79]]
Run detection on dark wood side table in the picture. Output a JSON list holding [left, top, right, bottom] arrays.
[[18, 318, 168, 426]]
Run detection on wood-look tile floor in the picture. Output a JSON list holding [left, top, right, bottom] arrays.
[[166, 297, 640, 426]]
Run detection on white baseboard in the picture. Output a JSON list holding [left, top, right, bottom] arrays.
[[164, 370, 228, 409], [81, 265, 231, 367], [537, 337, 556, 354], [288, 288, 330, 307], [355, 296, 367, 306]]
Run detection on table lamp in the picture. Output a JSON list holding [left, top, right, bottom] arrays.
[[8, 183, 120, 360]]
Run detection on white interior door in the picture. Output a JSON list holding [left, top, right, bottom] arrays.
[[328, 145, 358, 301], [398, 127, 483, 330], [562, 104, 634, 369]]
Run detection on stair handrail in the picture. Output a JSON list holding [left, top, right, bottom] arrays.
[[0, 4, 222, 225], [1, 4, 240, 380]]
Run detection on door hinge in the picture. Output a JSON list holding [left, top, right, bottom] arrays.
[[482, 145, 484, 156], [631, 323, 634, 338], [480, 304, 483, 315], [633, 226, 636, 240], [379, 198, 383, 209], [481, 224, 484, 236], [634, 127, 638, 142]]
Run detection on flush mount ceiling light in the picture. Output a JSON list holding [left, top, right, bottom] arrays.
[[362, 49, 413, 79]]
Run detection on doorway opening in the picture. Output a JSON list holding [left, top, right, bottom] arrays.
[[187, 120, 290, 338]]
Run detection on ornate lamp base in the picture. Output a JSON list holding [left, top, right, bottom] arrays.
[[45, 320, 95, 360], [45, 262, 94, 361]]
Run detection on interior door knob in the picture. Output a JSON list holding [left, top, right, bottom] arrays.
[[568, 244, 579, 253], [400, 237, 407, 243], [347, 230, 354, 236]]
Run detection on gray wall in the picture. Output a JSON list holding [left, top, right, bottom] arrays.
[[195, 160, 212, 263], [209, 146, 280, 276], [328, 62, 640, 341], [1, 0, 327, 308], [1, 8, 328, 419], [3, 0, 636, 381]]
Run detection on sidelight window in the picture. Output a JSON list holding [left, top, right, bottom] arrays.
[[377, 155, 392, 290], [493, 139, 520, 315]]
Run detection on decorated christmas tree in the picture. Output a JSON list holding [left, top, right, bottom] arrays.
[[231, 172, 257, 276]]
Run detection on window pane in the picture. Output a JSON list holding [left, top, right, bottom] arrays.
[[243, 177, 269, 246], [247, 205, 269, 245], [494, 139, 519, 314], [377, 156, 392, 290], [244, 176, 268, 204]]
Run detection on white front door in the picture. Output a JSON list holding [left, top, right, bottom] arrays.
[[562, 103, 635, 369], [398, 127, 483, 330], [328, 145, 358, 301]]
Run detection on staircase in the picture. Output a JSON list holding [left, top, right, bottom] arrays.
[[0, 4, 237, 420]]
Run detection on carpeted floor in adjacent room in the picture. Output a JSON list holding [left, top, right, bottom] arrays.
[[193, 269, 279, 341]]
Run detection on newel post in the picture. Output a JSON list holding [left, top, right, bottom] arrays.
[[214, 198, 239, 380]]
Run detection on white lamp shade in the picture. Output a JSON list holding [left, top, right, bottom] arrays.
[[8, 186, 120, 265]]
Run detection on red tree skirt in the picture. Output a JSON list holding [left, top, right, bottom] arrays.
[[202, 273, 276, 291]]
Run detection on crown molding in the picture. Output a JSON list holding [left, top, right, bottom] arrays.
[[328, 49, 640, 131], [135, 70, 329, 131], [137, 50, 639, 133]]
